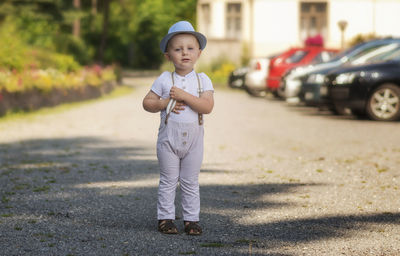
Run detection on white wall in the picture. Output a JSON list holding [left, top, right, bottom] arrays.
[[252, 0, 299, 57], [375, 0, 400, 37], [329, 0, 375, 48], [197, 0, 400, 63], [209, 0, 226, 39]]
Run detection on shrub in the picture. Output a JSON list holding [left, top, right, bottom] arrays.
[[0, 66, 117, 93], [30, 49, 81, 73], [348, 33, 381, 47], [0, 21, 81, 73], [198, 58, 236, 86], [0, 22, 31, 71]]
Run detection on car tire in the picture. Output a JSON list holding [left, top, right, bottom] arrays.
[[245, 87, 266, 97], [366, 83, 400, 121]]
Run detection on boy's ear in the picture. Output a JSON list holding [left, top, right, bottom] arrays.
[[164, 53, 170, 61]]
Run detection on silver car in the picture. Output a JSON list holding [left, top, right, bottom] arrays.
[[244, 53, 279, 97]]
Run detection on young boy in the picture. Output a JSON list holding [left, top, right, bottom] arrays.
[[142, 21, 214, 235]]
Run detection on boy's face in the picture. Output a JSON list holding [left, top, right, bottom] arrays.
[[164, 34, 202, 76]]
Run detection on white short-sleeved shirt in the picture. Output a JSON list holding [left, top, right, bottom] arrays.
[[151, 70, 214, 123]]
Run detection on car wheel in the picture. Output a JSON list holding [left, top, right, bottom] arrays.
[[366, 83, 400, 121], [245, 87, 266, 97]]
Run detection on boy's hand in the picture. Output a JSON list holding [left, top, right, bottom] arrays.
[[172, 101, 186, 114], [169, 86, 187, 102]]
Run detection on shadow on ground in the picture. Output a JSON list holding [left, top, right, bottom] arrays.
[[1, 136, 399, 255]]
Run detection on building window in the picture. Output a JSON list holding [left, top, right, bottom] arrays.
[[201, 3, 211, 35], [300, 2, 327, 43], [226, 3, 242, 39]]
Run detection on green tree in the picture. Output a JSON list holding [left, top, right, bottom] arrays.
[[0, 0, 198, 68]]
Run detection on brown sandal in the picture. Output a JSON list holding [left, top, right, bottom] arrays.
[[158, 220, 178, 234], [184, 221, 202, 236]]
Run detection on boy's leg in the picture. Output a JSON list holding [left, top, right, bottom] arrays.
[[157, 142, 180, 220], [179, 128, 204, 222]]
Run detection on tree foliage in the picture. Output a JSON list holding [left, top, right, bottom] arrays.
[[0, 0, 197, 69]]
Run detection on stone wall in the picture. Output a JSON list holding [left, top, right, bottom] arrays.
[[0, 82, 117, 116]]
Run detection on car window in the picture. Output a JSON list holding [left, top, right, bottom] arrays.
[[369, 46, 400, 62], [311, 53, 324, 64], [351, 43, 400, 64], [285, 50, 308, 64], [349, 44, 393, 62], [329, 43, 365, 62], [311, 51, 335, 64], [391, 52, 400, 61]]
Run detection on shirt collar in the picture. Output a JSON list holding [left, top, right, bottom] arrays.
[[174, 70, 196, 79]]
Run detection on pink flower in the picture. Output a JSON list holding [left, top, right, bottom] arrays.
[[305, 34, 324, 47]]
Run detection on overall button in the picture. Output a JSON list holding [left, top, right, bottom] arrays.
[[182, 132, 187, 137], [182, 141, 187, 146]]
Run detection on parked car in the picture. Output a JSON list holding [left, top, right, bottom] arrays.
[[244, 53, 280, 97], [282, 38, 400, 104], [267, 46, 338, 96], [297, 38, 400, 108], [280, 64, 319, 103], [326, 47, 400, 121], [228, 66, 249, 89]]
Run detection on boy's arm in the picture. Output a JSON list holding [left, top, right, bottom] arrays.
[[169, 87, 214, 114], [142, 90, 169, 113]]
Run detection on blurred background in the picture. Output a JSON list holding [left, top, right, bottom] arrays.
[[1, 0, 400, 120]]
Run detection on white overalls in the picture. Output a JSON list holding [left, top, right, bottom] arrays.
[[151, 71, 213, 222]]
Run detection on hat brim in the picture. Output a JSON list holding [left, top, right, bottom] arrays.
[[160, 31, 207, 52]]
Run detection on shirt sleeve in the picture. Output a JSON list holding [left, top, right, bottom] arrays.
[[198, 73, 214, 92], [151, 71, 169, 98]]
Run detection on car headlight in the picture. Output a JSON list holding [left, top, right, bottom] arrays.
[[306, 74, 325, 84], [333, 72, 357, 85]]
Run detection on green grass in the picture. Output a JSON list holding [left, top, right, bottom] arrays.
[[235, 239, 256, 244], [200, 242, 225, 248], [32, 185, 50, 192], [0, 85, 134, 125], [178, 251, 196, 255]]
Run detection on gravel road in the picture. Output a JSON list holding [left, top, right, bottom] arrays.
[[0, 74, 399, 256]]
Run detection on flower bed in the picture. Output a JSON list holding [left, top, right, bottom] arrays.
[[0, 65, 118, 116]]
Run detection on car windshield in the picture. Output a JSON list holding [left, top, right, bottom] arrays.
[[285, 50, 308, 63], [327, 42, 369, 62], [350, 43, 400, 65]]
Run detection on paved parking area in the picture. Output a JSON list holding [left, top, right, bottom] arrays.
[[0, 76, 399, 255]]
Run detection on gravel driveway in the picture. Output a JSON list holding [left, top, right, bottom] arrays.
[[0, 75, 399, 256]]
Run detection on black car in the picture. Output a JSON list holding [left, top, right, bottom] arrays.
[[228, 66, 248, 89], [326, 54, 400, 121], [299, 38, 400, 109]]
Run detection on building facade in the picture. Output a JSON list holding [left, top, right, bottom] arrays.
[[196, 0, 400, 65]]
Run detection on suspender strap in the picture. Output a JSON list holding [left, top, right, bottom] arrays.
[[196, 73, 204, 125], [164, 72, 203, 125], [164, 72, 175, 125]]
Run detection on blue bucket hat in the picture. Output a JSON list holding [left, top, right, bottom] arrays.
[[160, 21, 207, 53]]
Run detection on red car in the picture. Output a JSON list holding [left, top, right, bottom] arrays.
[[267, 46, 338, 95]]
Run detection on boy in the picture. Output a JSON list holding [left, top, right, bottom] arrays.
[[142, 21, 214, 235]]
